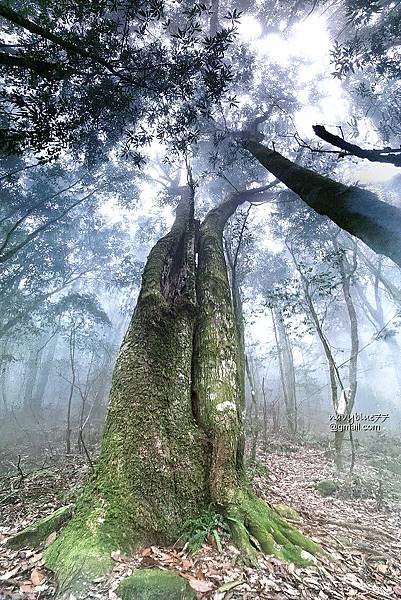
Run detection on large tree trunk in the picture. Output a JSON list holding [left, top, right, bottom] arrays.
[[44, 189, 318, 593], [45, 186, 209, 588], [244, 141, 401, 268]]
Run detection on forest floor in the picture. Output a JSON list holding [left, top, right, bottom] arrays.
[[1, 436, 401, 600]]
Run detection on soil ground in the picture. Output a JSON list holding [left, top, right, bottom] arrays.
[[1, 436, 400, 599]]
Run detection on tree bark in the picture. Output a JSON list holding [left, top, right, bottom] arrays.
[[243, 140, 401, 268], [192, 192, 246, 504], [45, 186, 209, 588], [44, 189, 319, 593]]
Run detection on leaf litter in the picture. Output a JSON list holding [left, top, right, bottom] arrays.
[[1, 443, 400, 599]]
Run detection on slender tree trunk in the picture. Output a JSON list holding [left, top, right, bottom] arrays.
[[355, 256, 401, 393], [272, 308, 297, 435], [23, 342, 42, 411], [0, 337, 11, 413], [31, 332, 58, 412], [262, 377, 269, 445], [334, 242, 359, 468], [65, 327, 76, 455], [77, 351, 95, 453], [294, 266, 340, 450], [354, 244, 401, 302]]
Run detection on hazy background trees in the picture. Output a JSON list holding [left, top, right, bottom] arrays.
[[1, 0, 400, 475]]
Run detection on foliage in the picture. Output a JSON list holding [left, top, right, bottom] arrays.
[[314, 479, 338, 497], [0, 1, 239, 162], [331, 1, 401, 80], [181, 507, 229, 554]]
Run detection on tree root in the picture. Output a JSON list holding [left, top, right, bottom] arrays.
[[226, 488, 320, 565], [4, 505, 73, 550], [39, 487, 320, 595], [44, 521, 115, 594]]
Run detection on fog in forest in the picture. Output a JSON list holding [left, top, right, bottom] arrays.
[[2, 5, 400, 454], [0, 1, 401, 598]]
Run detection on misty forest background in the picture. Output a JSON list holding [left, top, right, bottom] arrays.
[[1, 0, 401, 597], [1, 0, 400, 473]]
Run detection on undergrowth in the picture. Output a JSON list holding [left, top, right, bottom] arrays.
[[180, 506, 229, 553]]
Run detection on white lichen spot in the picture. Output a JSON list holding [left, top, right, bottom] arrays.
[[216, 401, 236, 412], [301, 550, 317, 563]]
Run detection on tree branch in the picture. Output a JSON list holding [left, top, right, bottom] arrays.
[[0, 51, 73, 78], [0, 188, 99, 264], [244, 140, 401, 268], [313, 125, 401, 167]]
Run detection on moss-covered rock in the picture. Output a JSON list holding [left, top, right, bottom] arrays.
[[4, 505, 73, 549], [315, 480, 338, 497], [117, 569, 196, 600]]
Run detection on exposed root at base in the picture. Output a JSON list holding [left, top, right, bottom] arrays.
[[44, 524, 115, 595], [227, 489, 320, 565], [42, 489, 320, 596]]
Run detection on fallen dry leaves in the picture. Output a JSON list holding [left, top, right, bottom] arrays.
[[1, 443, 400, 599]]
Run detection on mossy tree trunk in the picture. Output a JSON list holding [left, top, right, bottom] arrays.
[[193, 194, 246, 504], [45, 188, 319, 593]]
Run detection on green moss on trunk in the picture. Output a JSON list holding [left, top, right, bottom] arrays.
[[228, 489, 320, 565], [193, 196, 246, 505], [192, 194, 320, 568], [45, 189, 209, 592]]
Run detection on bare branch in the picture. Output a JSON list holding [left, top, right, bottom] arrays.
[[313, 125, 401, 167]]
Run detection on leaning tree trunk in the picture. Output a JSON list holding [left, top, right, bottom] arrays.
[[44, 188, 318, 594], [244, 140, 401, 268]]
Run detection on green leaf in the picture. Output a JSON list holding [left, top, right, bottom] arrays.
[[212, 529, 222, 552], [217, 580, 243, 593]]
